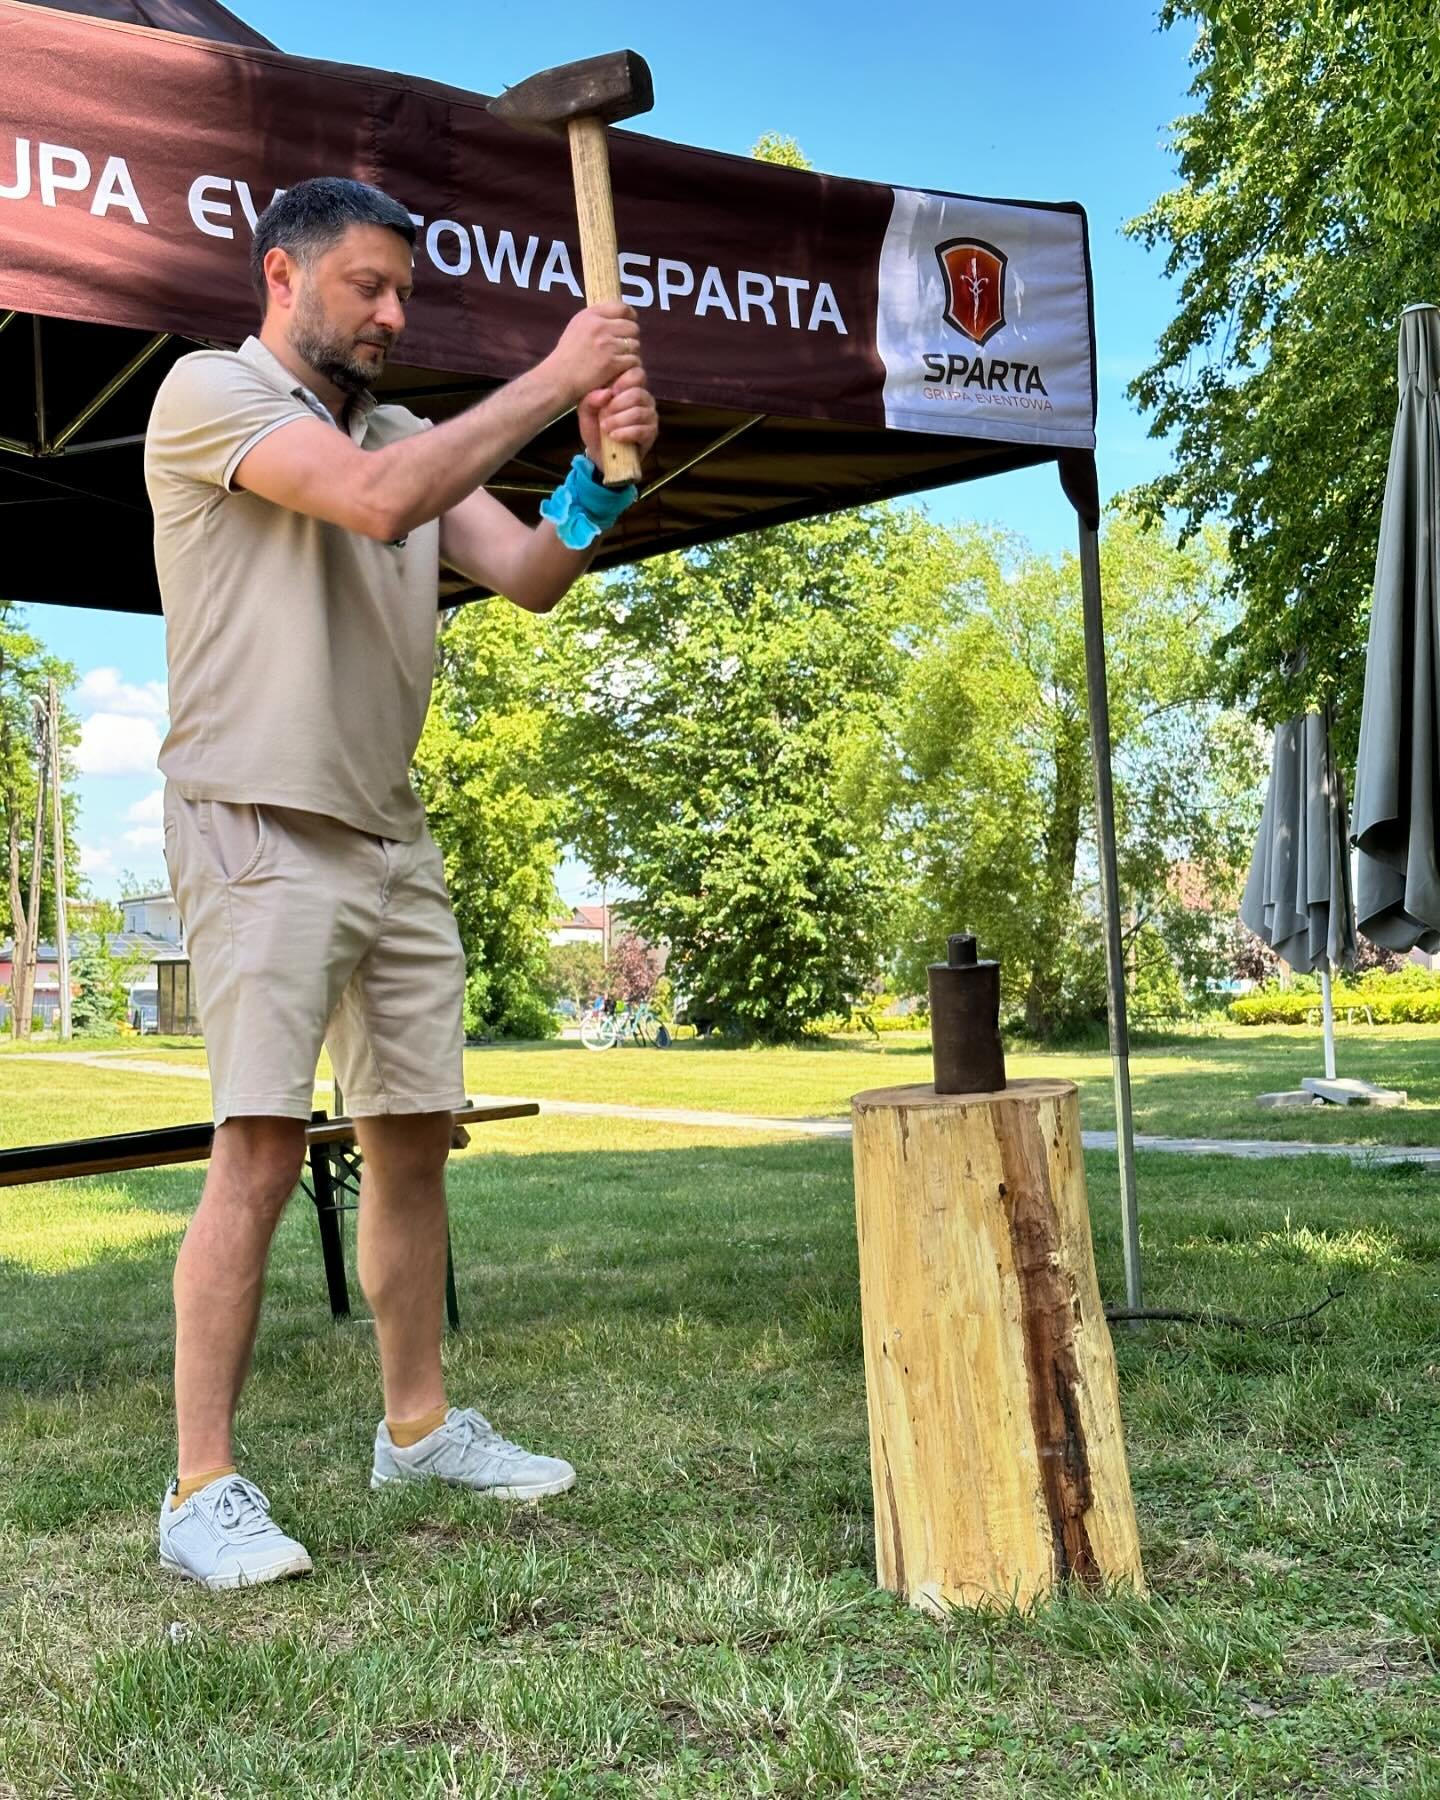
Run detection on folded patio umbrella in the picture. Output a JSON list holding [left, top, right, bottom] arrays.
[[1352, 303, 1440, 953], [1240, 711, 1357, 1079]]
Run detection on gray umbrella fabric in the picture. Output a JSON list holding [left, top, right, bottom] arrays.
[[1241, 712, 1358, 974], [1352, 303, 1440, 953]]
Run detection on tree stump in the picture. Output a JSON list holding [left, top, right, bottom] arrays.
[[851, 1078, 1145, 1613]]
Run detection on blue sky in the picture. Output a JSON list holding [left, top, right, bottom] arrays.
[[26, 0, 1197, 902]]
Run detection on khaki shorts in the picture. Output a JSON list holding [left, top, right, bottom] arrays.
[[162, 787, 468, 1126]]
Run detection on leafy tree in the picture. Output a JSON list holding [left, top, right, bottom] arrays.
[[550, 509, 941, 1040], [750, 133, 812, 171], [67, 900, 144, 1034], [891, 517, 1263, 1037], [545, 939, 605, 1009], [1229, 919, 1281, 988], [1127, 3, 1440, 740], [414, 600, 562, 1041], [0, 605, 79, 1036], [605, 931, 657, 1004]]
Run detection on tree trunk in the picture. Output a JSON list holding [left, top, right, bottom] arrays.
[[4, 803, 22, 1040], [1023, 976, 1057, 1040], [1023, 726, 1087, 1039], [851, 1076, 1145, 1612], [14, 719, 47, 1039], [1, 650, 29, 1039]]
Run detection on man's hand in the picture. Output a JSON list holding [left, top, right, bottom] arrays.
[[541, 301, 643, 407], [579, 366, 659, 471]]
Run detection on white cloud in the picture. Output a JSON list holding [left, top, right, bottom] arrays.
[[122, 825, 165, 848], [78, 667, 169, 722], [77, 713, 163, 777], [79, 843, 114, 875], [125, 787, 165, 825]]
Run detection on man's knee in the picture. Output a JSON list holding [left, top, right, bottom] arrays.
[[353, 1111, 453, 1190], [210, 1118, 307, 1215]]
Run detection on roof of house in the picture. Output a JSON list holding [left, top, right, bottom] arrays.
[[553, 905, 612, 932], [1, 931, 178, 961]]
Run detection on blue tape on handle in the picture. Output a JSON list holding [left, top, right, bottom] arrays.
[[539, 455, 639, 550]]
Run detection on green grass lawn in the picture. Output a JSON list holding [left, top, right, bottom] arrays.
[[458, 1023, 1440, 1147], [3, 1060, 1439, 1794], [6, 1021, 1440, 1149]]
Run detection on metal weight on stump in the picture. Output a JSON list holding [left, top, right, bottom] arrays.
[[851, 932, 1145, 1612], [927, 932, 1005, 1094]]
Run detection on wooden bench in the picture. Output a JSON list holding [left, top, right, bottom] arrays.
[[0, 1100, 539, 1327]]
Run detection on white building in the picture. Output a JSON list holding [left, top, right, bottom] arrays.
[[548, 904, 612, 951], [121, 890, 183, 946]]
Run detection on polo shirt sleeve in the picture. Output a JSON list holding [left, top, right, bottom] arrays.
[[146, 352, 313, 493]]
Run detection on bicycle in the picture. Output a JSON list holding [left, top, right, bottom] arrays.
[[580, 1000, 671, 1051]]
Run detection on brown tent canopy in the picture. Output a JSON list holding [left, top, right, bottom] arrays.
[[0, 0, 1141, 1304], [0, 0, 1099, 614]]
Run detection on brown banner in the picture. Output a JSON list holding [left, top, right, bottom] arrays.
[[0, 1, 1095, 448], [1, 2, 897, 424]]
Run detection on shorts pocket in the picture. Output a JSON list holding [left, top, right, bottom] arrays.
[[201, 800, 270, 885]]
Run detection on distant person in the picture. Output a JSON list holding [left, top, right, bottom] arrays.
[[144, 177, 657, 1590]]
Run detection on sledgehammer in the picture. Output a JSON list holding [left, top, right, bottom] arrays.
[[488, 50, 654, 489]]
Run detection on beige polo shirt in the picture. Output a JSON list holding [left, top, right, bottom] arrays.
[[144, 336, 440, 842]]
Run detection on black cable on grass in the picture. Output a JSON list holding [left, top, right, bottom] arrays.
[[1103, 1286, 1345, 1332]]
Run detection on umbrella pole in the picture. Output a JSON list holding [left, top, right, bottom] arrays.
[[1077, 519, 1142, 1312], [1320, 963, 1337, 1080]]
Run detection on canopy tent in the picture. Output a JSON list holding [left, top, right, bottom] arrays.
[[0, 0, 1143, 1305]]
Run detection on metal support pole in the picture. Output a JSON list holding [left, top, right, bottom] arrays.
[[1320, 964, 1337, 1081], [1077, 520, 1142, 1312], [31, 315, 46, 450]]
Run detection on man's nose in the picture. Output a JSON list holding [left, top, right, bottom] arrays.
[[375, 291, 405, 333]]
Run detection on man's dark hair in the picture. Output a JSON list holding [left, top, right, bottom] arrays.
[[250, 177, 416, 309]]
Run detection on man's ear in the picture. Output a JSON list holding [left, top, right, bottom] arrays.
[[262, 246, 299, 315]]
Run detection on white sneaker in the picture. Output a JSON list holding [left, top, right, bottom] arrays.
[[158, 1474, 313, 1590], [370, 1407, 577, 1500]]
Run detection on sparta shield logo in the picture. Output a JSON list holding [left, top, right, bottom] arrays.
[[937, 239, 1008, 346]]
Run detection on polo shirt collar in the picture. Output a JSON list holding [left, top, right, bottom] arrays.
[[238, 335, 378, 445]]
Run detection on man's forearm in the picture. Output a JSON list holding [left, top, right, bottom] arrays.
[[504, 524, 599, 614], [365, 361, 571, 540]]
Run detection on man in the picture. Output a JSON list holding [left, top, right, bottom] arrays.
[[144, 176, 657, 1589]]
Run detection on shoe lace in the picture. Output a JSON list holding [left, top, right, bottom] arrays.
[[446, 1408, 523, 1459], [198, 1474, 275, 1539]]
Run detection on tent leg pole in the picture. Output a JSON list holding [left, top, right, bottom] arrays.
[[1077, 518, 1142, 1313], [1320, 964, 1337, 1080]]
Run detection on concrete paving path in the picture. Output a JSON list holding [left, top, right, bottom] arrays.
[[17, 1052, 1440, 1165]]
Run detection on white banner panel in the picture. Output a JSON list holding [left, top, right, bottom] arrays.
[[877, 188, 1096, 448]]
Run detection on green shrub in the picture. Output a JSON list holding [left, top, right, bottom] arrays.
[[1228, 966, 1440, 1025], [823, 995, 929, 1036]]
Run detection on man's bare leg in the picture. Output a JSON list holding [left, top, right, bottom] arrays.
[[172, 1117, 307, 1478], [353, 1111, 453, 1421]]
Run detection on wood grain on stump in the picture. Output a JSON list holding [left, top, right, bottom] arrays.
[[851, 1078, 1145, 1613]]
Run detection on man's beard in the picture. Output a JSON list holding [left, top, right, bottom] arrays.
[[289, 285, 390, 396]]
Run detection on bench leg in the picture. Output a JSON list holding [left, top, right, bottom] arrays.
[[307, 1133, 351, 1321], [445, 1223, 460, 1332]]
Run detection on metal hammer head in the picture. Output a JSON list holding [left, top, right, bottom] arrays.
[[487, 50, 654, 135]]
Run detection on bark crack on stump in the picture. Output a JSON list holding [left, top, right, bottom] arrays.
[[1001, 1108, 1100, 1586], [880, 1434, 907, 1597]]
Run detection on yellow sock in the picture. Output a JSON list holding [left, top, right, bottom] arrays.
[[387, 1403, 449, 1448], [171, 1465, 237, 1509]]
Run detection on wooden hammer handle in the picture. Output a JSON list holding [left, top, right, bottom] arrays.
[[567, 115, 645, 490]]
